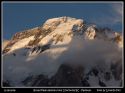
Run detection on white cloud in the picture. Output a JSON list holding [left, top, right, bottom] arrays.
[[112, 3, 123, 16], [111, 3, 123, 23], [91, 3, 123, 26]]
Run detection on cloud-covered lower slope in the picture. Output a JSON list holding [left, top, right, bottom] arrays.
[[3, 36, 122, 87]]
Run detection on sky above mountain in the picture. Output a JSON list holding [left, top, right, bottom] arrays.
[[2, 1, 123, 39]]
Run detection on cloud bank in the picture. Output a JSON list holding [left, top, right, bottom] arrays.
[[91, 3, 123, 27]]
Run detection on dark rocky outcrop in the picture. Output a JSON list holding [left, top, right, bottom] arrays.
[[50, 64, 84, 86], [22, 64, 84, 86], [22, 75, 49, 86], [110, 61, 122, 80]]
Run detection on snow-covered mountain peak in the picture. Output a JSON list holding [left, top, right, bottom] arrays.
[[2, 17, 123, 87], [3, 17, 85, 54], [44, 16, 83, 24], [42, 16, 84, 32], [3, 17, 123, 55]]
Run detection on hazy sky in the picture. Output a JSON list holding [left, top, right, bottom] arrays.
[[2, 2, 123, 39]]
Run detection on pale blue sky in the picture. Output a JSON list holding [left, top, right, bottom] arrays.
[[2, 2, 123, 39]]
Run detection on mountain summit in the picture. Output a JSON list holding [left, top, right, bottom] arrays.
[[3, 17, 123, 87]]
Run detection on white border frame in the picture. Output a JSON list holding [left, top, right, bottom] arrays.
[[1, 1, 124, 88]]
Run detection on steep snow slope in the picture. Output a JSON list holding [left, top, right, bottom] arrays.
[[2, 16, 123, 87]]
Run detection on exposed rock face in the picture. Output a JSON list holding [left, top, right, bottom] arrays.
[[22, 64, 84, 87], [20, 62, 122, 87], [84, 25, 96, 40], [113, 33, 123, 48], [22, 75, 49, 86], [12, 27, 39, 41], [50, 64, 84, 86], [28, 44, 51, 55], [2, 40, 10, 50], [110, 60, 122, 80]]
